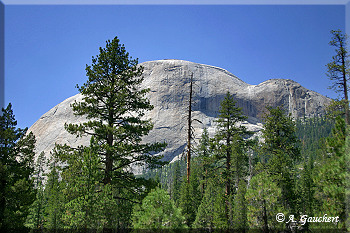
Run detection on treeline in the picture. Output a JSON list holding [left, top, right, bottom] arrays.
[[146, 114, 335, 191], [0, 33, 349, 232], [1, 96, 347, 232], [295, 116, 335, 160], [141, 103, 347, 232]]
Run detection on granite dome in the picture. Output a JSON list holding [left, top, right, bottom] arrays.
[[28, 59, 331, 167]]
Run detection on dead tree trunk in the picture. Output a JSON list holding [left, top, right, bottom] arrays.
[[186, 73, 193, 184]]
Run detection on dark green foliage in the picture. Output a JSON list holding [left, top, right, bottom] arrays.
[[326, 99, 349, 121], [294, 115, 336, 230], [326, 30, 350, 124], [261, 106, 300, 214], [212, 92, 253, 191], [138, 108, 344, 231], [245, 166, 284, 231], [345, 127, 350, 232], [211, 92, 253, 224], [262, 106, 300, 163], [132, 187, 186, 229], [58, 138, 105, 229], [193, 128, 215, 196], [193, 178, 227, 230], [296, 154, 315, 231], [295, 115, 334, 160], [231, 179, 247, 230], [0, 103, 36, 230], [170, 160, 182, 204], [65, 36, 166, 187], [49, 36, 167, 229], [44, 152, 65, 230], [49, 139, 158, 230], [25, 151, 47, 230], [327, 30, 350, 94], [142, 159, 186, 200], [313, 116, 347, 230], [178, 172, 201, 227]]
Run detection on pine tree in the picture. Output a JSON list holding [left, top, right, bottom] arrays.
[[231, 179, 248, 231], [193, 178, 227, 230], [65, 36, 166, 185], [25, 151, 47, 230], [0, 103, 36, 230], [44, 150, 65, 230], [245, 166, 284, 232], [296, 154, 315, 231], [170, 160, 182, 205], [59, 137, 104, 229], [261, 106, 300, 214], [345, 126, 350, 232], [63, 37, 166, 229], [326, 30, 350, 124], [295, 115, 334, 161], [132, 187, 186, 230], [194, 128, 213, 195], [178, 172, 201, 227], [313, 116, 347, 230], [211, 92, 252, 222]]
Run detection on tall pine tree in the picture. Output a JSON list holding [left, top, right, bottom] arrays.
[[63, 37, 166, 229], [313, 116, 347, 230], [326, 30, 350, 124], [66, 36, 166, 186], [193, 178, 227, 230], [194, 128, 214, 195], [261, 106, 300, 215], [211, 92, 252, 223], [0, 103, 36, 230]]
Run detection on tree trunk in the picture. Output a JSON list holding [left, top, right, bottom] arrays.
[[342, 53, 350, 125], [186, 73, 193, 184], [225, 118, 231, 224], [263, 199, 269, 233], [104, 132, 113, 185], [104, 108, 114, 185], [226, 119, 231, 197]]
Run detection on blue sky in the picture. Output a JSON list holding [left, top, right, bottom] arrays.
[[5, 4, 346, 129]]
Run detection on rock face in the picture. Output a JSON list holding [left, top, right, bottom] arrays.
[[28, 59, 331, 166]]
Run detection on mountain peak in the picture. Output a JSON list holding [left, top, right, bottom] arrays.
[[28, 60, 331, 167]]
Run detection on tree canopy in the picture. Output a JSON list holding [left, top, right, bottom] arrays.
[[0, 103, 36, 230]]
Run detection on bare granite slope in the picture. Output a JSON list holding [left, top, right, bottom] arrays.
[[28, 59, 331, 166]]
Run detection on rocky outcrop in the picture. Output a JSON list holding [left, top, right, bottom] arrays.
[[28, 59, 331, 166]]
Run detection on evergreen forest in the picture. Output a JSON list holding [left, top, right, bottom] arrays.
[[1, 32, 349, 232]]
